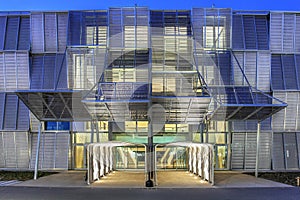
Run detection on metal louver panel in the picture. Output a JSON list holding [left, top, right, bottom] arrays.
[[55, 54, 68, 89], [283, 14, 294, 52], [244, 133, 257, 169], [232, 15, 244, 49], [259, 132, 272, 169], [272, 133, 285, 170], [0, 93, 5, 129], [17, 100, 29, 130], [30, 55, 43, 89], [231, 133, 245, 169], [0, 16, 6, 50], [270, 13, 283, 51], [30, 132, 69, 169], [3, 94, 17, 130], [297, 133, 300, 166], [109, 8, 123, 48], [4, 53, 17, 91], [0, 132, 4, 167], [218, 52, 231, 85], [272, 92, 286, 131], [16, 52, 30, 90], [43, 54, 56, 89], [271, 55, 284, 90], [282, 55, 297, 90], [15, 132, 29, 168], [0, 53, 4, 90], [284, 92, 298, 130], [192, 8, 204, 49], [284, 133, 299, 169], [18, 17, 30, 50], [2, 132, 16, 168], [44, 13, 57, 52], [0, 132, 29, 169], [243, 16, 257, 49], [57, 13, 68, 52], [257, 52, 271, 91], [31, 13, 44, 52], [244, 52, 257, 87], [232, 52, 244, 85], [4, 17, 19, 50], [255, 16, 269, 50], [295, 15, 300, 52]]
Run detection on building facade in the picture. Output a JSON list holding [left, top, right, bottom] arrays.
[[0, 7, 299, 173]]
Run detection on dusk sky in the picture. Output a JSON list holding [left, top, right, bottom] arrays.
[[0, 0, 300, 11]]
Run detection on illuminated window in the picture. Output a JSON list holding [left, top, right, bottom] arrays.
[[86, 26, 107, 46], [125, 121, 136, 132], [137, 121, 148, 132], [177, 124, 188, 132], [204, 26, 225, 49], [73, 53, 96, 89], [112, 68, 136, 82], [165, 124, 176, 132]]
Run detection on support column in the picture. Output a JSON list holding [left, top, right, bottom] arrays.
[[146, 110, 154, 187], [91, 120, 95, 143], [34, 122, 42, 180], [255, 122, 261, 178]]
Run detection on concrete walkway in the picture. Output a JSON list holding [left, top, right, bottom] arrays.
[[14, 170, 293, 188]]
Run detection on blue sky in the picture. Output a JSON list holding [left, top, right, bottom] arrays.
[[0, 0, 300, 11]]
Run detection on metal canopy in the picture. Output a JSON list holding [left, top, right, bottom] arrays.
[[207, 86, 287, 121], [15, 90, 91, 121], [83, 96, 211, 124]]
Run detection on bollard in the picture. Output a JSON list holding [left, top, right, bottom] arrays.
[[296, 177, 300, 187]]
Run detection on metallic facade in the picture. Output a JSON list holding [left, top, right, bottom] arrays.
[[0, 7, 298, 173]]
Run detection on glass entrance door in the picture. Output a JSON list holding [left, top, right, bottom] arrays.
[[215, 144, 228, 170]]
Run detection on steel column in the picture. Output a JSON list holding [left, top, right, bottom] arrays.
[[34, 122, 42, 180], [255, 122, 261, 178]]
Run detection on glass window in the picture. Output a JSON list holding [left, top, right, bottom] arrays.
[[204, 26, 225, 49], [45, 121, 70, 130], [137, 121, 148, 132], [165, 124, 176, 132], [125, 121, 136, 132], [177, 124, 188, 132]]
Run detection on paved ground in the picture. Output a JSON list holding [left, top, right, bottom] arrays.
[[1, 171, 298, 200], [0, 187, 299, 200], [14, 170, 292, 188]]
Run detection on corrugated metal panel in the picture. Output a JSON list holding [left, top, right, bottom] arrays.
[[270, 13, 283, 51], [284, 133, 299, 169], [18, 17, 30, 50], [244, 52, 257, 87], [57, 13, 68, 52], [244, 133, 257, 169], [283, 14, 294, 52], [31, 13, 44, 52], [16, 52, 30, 90], [272, 92, 286, 131], [257, 52, 270, 91], [272, 133, 285, 170], [4, 17, 19, 50], [30, 132, 69, 169], [44, 13, 57, 52], [231, 133, 245, 169], [3, 94, 17, 130], [271, 55, 284, 90], [232, 15, 244, 49], [0, 16, 6, 50]]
